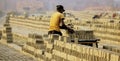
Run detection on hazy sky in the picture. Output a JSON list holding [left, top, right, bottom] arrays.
[[0, 0, 120, 12]]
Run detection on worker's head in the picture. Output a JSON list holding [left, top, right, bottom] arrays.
[[56, 5, 65, 13]]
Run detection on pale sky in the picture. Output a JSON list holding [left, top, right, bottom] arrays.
[[0, 0, 120, 11]]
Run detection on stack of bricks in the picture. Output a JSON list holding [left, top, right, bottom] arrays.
[[103, 45, 120, 54], [2, 15, 13, 43], [61, 29, 99, 47], [22, 41, 35, 55], [9, 16, 49, 31], [52, 36, 69, 61], [44, 34, 59, 61], [74, 19, 120, 45], [22, 33, 45, 61], [68, 30, 95, 40], [92, 19, 120, 45], [3, 26, 13, 43], [12, 33, 28, 46], [53, 39, 120, 61], [44, 42, 53, 61]]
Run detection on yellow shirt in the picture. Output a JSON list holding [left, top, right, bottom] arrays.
[[49, 12, 64, 31]]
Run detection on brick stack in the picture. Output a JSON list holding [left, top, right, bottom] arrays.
[[69, 30, 95, 40], [78, 19, 119, 45], [22, 33, 45, 61], [44, 34, 59, 61], [3, 26, 13, 43], [2, 15, 13, 43], [12, 33, 28, 46], [61, 29, 95, 40], [103, 45, 120, 54], [10, 16, 49, 31], [52, 36, 69, 61], [53, 40, 120, 61], [92, 20, 120, 45]]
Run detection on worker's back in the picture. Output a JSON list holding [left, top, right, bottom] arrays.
[[49, 12, 64, 32]]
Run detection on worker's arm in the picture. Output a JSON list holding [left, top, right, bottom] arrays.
[[59, 18, 68, 29], [60, 18, 75, 34]]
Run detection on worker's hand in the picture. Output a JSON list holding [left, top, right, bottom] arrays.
[[67, 28, 75, 34]]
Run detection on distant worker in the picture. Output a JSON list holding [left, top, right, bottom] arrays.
[[92, 14, 100, 19], [48, 5, 74, 36], [112, 13, 117, 18]]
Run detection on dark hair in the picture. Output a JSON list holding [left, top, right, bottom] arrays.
[[56, 5, 65, 11]]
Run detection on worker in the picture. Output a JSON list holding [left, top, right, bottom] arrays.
[[48, 5, 74, 36]]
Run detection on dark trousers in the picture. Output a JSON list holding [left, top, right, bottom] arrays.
[[48, 30, 62, 36]]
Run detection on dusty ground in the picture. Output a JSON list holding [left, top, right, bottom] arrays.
[[0, 43, 37, 61]]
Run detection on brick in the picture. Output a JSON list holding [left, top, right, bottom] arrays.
[[65, 43, 72, 51], [58, 36, 64, 41], [45, 52, 52, 59], [110, 54, 119, 61], [48, 34, 59, 40], [64, 36, 71, 43], [34, 49, 44, 56], [46, 43, 54, 49], [67, 55, 76, 61], [60, 52, 67, 59]]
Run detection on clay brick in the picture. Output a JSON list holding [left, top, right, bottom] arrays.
[[110, 54, 119, 61], [45, 52, 52, 59]]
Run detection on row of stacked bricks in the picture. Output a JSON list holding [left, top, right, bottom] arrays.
[[9, 16, 49, 31], [42, 34, 70, 61], [71, 19, 120, 44], [52, 36, 70, 61], [22, 33, 45, 61], [93, 19, 120, 31], [72, 19, 92, 28], [3, 25, 13, 43], [12, 33, 29, 46], [53, 36, 120, 61], [43, 34, 60, 61], [70, 30, 94, 40], [103, 45, 120, 54], [2, 15, 13, 43], [92, 19, 120, 45]]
